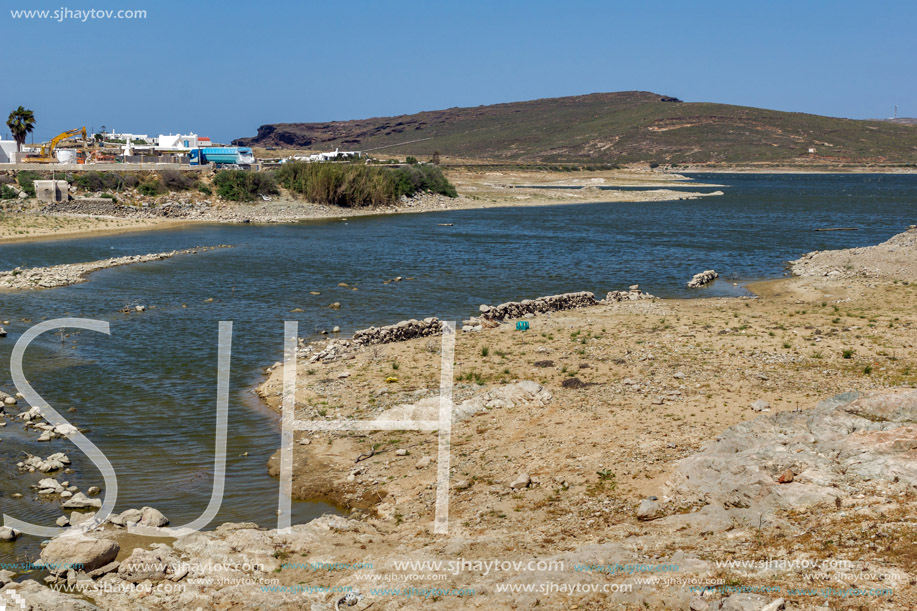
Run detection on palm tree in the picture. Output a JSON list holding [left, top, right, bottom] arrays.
[[6, 106, 36, 152]]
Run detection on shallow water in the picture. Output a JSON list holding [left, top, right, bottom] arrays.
[[0, 172, 915, 564]]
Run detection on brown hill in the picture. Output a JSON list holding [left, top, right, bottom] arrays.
[[234, 91, 917, 165]]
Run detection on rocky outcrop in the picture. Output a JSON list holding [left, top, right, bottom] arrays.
[[686, 270, 718, 288], [604, 285, 656, 302], [373, 380, 553, 424], [352, 317, 442, 346], [664, 389, 917, 520], [790, 225, 917, 281], [478, 291, 598, 322], [0, 245, 230, 290]]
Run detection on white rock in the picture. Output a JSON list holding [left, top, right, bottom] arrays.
[[510, 473, 531, 489]]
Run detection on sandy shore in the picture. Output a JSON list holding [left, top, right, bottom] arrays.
[[0, 168, 722, 245], [0, 214, 192, 245]]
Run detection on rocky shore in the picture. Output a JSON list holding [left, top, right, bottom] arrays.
[[5, 228, 917, 610], [0, 245, 230, 290]]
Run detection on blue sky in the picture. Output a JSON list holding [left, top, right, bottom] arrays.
[[3, 0, 915, 143]]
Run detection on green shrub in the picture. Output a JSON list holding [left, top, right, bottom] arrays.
[[275, 163, 393, 207], [213, 170, 277, 201], [159, 169, 198, 191], [17, 170, 41, 196], [390, 164, 457, 198], [72, 171, 133, 192], [275, 162, 457, 207], [138, 178, 165, 196], [0, 184, 18, 200], [198, 184, 212, 195]]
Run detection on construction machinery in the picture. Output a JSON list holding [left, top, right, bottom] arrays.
[[25, 127, 88, 163]]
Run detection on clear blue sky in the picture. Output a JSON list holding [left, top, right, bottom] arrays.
[[4, 0, 915, 143]]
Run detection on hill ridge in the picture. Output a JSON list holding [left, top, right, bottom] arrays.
[[234, 91, 917, 164]]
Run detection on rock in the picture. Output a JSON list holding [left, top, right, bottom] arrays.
[[479, 291, 598, 322], [69, 511, 96, 527], [118, 547, 175, 581], [38, 478, 64, 493], [687, 270, 718, 288], [87, 561, 120, 579], [3, 396, 16, 405], [0, 579, 101, 610], [55, 516, 70, 527], [87, 486, 100, 495], [415, 456, 432, 470], [134, 305, 146, 312], [329, 302, 341, 309], [636, 498, 665, 521], [777, 469, 794, 484], [0, 570, 14, 586], [395, 449, 408, 456], [720, 594, 780, 611], [454, 479, 472, 490], [332, 326, 341, 333], [761, 599, 787, 611], [689, 597, 709, 611], [110, 508, 142, 527], [752, 399, 771, 412], [0, 527, 20, 541], [673, 371, 686, 379], [62, 492, 102, 510], [40, 535, 119, 573], [509, 473, 531, 489], [138, 506, 169, 528], [665, 389, 917, 521], [605, 287, 656, 302], [59, 491, 73, 499]]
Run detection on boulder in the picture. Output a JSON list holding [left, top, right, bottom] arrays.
[[687, 270, 718, 288], [510, 473, 531, 489], [636, 498, 665, 521], [0, 527, 20, 542], [62, 492, 102, 510], [39, 535, 119, 573], [0, 579, 101, 610]]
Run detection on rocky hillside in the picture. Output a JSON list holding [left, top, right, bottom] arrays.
[[234, 91, 917, 165]]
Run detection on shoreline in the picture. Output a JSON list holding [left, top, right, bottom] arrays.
[[5, 229, 916, 609], [0, 189, 723, 247]]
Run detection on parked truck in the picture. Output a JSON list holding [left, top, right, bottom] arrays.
[[188, 146, 255, 167]]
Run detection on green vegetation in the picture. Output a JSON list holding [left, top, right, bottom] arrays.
[[159, 169, 199, 191], [391, 164, 457, 198], [16, 170, 40, 197], [212, 170, 277, 201], [236, 91, 917, 164], [274, 162, 457, 207], [71, 171, 139, 192], [137, 178, 165, 197], [0, 185, 18, 200]]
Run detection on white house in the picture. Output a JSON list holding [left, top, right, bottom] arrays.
[[108, 132, 150, 143], [0, 140, 18, 163], [156, 133, 203, 151]]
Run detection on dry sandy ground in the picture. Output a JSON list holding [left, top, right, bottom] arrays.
[[239, 227, 917, 610], [0, 213, 186, 244]]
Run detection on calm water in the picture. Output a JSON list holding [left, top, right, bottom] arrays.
[[1, 172, 916, 563]]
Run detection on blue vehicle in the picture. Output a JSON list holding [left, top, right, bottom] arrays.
[[188, 147, 255, 166]]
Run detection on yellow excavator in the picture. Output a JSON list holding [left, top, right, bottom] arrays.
[[25, 127, 88, 163]]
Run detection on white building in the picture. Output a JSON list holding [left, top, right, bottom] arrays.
[[156, 133, 203, 151], [0, 140, 17, 163], [108, 132, 150, 143]]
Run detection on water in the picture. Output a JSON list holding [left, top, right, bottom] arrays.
[[1, 172, 916, 564]]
